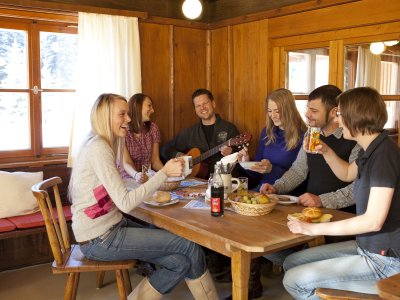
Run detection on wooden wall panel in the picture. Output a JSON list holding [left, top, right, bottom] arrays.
[[139, 22, 171, 144], [210, 27, 231, 121], [268, 0, 400, 39], [173, 27, 207, 135], [231, 19, 269, 155]]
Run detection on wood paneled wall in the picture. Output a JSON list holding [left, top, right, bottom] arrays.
[[139, 23, 207, 145], [139, 0, 400, 153], [139, 20, 270, 154]]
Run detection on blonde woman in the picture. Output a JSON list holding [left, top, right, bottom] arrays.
[[241, 88, 307, 191], [69, 94, 218, 299], [237, 88, 307, 298]]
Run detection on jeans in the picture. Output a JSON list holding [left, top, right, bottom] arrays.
[[264, 248, 296, 266], [79, 217, 206, 294], [283, 240, 400, 300]]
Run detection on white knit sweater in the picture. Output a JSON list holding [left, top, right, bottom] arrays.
[[70, 136, 166, 242]]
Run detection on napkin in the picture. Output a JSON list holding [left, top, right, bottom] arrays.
[[220, 152, 239, 165]]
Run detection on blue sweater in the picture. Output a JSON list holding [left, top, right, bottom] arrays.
[[247, 127, 304, 189]]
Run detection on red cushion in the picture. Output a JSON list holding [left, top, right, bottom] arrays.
[[7, 206, 72, 229], [0, 218, 17, 232]]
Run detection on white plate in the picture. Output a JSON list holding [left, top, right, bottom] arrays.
[[143, 199, 180, 207], [274, 194, 299, 205], [239, 161, 259, 170]]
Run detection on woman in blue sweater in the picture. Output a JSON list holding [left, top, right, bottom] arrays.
[[240, 88, 307, 191], [238, 88, 307, 298]]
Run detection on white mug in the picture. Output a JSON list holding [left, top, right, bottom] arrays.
[[221, 174, 240, 194], [180, 156, 193, 177]]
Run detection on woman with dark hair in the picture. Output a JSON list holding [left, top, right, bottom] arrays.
[[240, 88, 307, 191], [122, 93, 164, 183], [283, 87, 400, 299]]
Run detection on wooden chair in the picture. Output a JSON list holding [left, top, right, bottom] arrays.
[[32, 176, 136, 300], [317, 273, 400, 300], [316, 288, 381, 299]]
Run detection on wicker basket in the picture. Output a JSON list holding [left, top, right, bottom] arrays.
[[228, 194, 278, 216], [159, 179, 182, 191]]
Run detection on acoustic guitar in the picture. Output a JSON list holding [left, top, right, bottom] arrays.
[[186, 132, 252, 178]]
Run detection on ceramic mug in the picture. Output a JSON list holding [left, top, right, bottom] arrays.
[[180, 155, 193, 177], [221, 174, 240, 195]]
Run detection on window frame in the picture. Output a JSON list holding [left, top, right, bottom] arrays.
[[0, 15, 77, 164], [271, 36, 400, 145]]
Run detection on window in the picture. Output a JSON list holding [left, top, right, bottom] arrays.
[[344, 43, 400, 130], [287, 48, 329, 94], [0, 19, 77, 161]]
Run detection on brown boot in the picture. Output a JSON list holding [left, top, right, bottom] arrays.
[[186, 269, 219, 300], [128, 277, 162, 300]]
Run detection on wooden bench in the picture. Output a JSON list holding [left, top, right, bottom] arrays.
[[0, 163, 71, 271]]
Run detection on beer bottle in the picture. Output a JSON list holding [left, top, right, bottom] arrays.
[[211, 163, 224, 217]]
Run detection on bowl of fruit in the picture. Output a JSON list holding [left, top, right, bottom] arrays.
[[228, 192, 278, 216]]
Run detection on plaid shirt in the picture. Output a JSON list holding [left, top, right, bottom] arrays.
[[125, 122, 161, 172]]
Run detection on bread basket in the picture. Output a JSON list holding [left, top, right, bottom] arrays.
[[158, 177, 183, 191], [228, 193, 278, 216]]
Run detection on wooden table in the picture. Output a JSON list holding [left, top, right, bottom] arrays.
[[130, 195, 353, 300], [377, 273, 400, 300]]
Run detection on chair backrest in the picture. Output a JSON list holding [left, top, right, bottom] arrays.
[[32, 176, 70, 266]]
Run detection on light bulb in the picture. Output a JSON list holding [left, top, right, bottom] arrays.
[[370, 42, 385, 55], [384, 40, 399, 47], [182, 0, 202, 19]]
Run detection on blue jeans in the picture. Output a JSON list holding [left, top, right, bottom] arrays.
[[283, 240, 400, 299], [79, 217, 206, 294]]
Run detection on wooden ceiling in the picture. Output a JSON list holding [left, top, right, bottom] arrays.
[[2, 0, 315, 22]]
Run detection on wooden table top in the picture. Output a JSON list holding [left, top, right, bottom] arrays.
[[130, 182, 355, 300], [131, 198, 353, 257]]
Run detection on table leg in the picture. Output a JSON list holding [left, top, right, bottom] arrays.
[[231, 248, 251, 300]]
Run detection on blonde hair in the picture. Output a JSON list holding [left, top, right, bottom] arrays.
[[69, 93, 127, 201], [265, 88, 307, 150]]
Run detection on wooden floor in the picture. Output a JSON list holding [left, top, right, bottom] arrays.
[[0, 261, 293, 299]]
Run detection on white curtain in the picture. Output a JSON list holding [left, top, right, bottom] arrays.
[[68, 12, 142, 167], [355, 45, 381, 89]]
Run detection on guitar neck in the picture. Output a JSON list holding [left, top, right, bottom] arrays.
[[192, 140, 230, 165]]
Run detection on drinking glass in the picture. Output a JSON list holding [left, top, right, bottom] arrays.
[[237, 177, 248, 196], [142, 164, 151, 175], [304, 127, 321, 154]]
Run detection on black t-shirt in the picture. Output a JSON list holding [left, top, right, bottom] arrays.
[[202, 123, 215, 148], [355, 131, 400, 254]]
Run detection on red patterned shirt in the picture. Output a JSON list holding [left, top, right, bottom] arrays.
[[121, 122, 161, 178]]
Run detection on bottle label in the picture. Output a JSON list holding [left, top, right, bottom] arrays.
[[211, 197, 221, 212]]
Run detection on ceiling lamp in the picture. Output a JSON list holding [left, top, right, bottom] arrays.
[[370, 42, 386, 55], [182, 0, 202, 19], [384, 40, 399, 47]]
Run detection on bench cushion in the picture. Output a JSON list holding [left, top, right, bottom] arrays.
[[0, 171, 43, 218], [7, 206, 72, 229], [0, 218, 17, 232]]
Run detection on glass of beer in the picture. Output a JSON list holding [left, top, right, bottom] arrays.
[[304, 127, 321, 154], [237, 177, 248, 196]]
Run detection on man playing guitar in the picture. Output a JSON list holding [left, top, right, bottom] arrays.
[[161, 88, 241, 179]]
